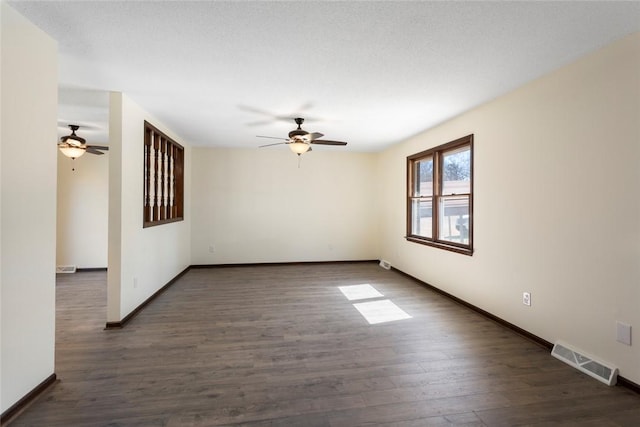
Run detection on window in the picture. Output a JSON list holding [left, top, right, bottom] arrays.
[[143, 121, 184, 227], [407, 134, 473, 255]]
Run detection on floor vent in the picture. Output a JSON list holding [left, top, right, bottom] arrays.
[[56, 265, 76, 274], [379, 260, 391, 270], [551, 341, 618, 386]]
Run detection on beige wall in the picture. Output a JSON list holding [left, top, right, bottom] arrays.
[[377, 33, 640, 384], [56, 150, 109, 269], [108, 92, 191, 322], [0, 1, 58, 413], [190, 148, 379, 264], [3, 4, 638, 412]]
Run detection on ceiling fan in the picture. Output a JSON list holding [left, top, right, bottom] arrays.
[[58, 124, 109, 159], [257, 118, 347, 156]]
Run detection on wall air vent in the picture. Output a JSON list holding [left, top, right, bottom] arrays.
[[379, 260, 391, 270], [56, 265, 76, 274], [551, 341, 618, 386]]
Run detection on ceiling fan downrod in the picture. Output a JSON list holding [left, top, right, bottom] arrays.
[[289, 118, 308, 139]]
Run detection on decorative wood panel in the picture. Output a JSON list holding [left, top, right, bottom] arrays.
[[143, 121, 184, 227]]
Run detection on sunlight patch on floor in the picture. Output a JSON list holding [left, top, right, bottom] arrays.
[[338, 284, 411, 325], [352, 299, 412, 324], [338, 284, 384, 301]]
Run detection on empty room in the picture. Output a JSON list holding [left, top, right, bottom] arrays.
[[2, 1, 640, 425]]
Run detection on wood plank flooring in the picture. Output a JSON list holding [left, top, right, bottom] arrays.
[[10, 263, 640, 426]]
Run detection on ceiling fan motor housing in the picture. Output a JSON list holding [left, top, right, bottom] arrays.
[[288, 129, 308, 139], [289, 117, 309, 139], [61, 124, 86, 146]]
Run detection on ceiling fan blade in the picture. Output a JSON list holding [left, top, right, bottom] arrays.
[[311, 139, 348, 146], [257, 135, 289, 141], [239, 104, 320, 124], [87, 145, 109, 151], [239, 105, 296, 121], [308, 132, 324, 141], [86, 147, 105, 155], [259, 142, 288, 148], [246, 119, 278, 127], [57, 121, 101, 131], [238, 105, 275, 115]]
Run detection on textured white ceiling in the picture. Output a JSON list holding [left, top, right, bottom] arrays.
[[9, 1, 640, 150]]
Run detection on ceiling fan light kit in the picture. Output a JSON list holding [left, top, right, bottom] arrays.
[[289, 141, 310, 155], [59, 145, 87, 159]]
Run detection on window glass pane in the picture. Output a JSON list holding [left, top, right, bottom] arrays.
[[413, 157, 433, 197], [438, 195, 469, 244], [442, 146, 470, 195], [411, 198, 432, 238]]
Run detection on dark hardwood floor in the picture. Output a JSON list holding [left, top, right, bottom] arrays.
[[10, 263, 640, 426]]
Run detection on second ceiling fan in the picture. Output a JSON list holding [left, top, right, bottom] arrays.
[[58, 124, 109, 159], [258, 118, 347, 156]]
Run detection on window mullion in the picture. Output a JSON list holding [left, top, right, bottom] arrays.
[[433, 151, 441, 243]]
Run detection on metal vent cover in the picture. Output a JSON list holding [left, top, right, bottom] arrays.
[[56, 265, 76, 273], [379, 260, 391, 270], [551, 341, 618, 386]]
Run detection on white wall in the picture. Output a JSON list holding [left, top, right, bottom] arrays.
[[56, 150, 108, 269], [108, 92, 191, 322], [191, 148, 379, 264], [377, 33, 640, 384], [0, 1, 58, 413]]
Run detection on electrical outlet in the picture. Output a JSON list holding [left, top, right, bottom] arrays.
[[208, 245, 215, 253], [133, 277, 138, 289], [523, 292, 531, 306]]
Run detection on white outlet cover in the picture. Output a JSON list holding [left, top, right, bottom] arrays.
[[616, 322, 632, 346], [523, 292, 531, 306]]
